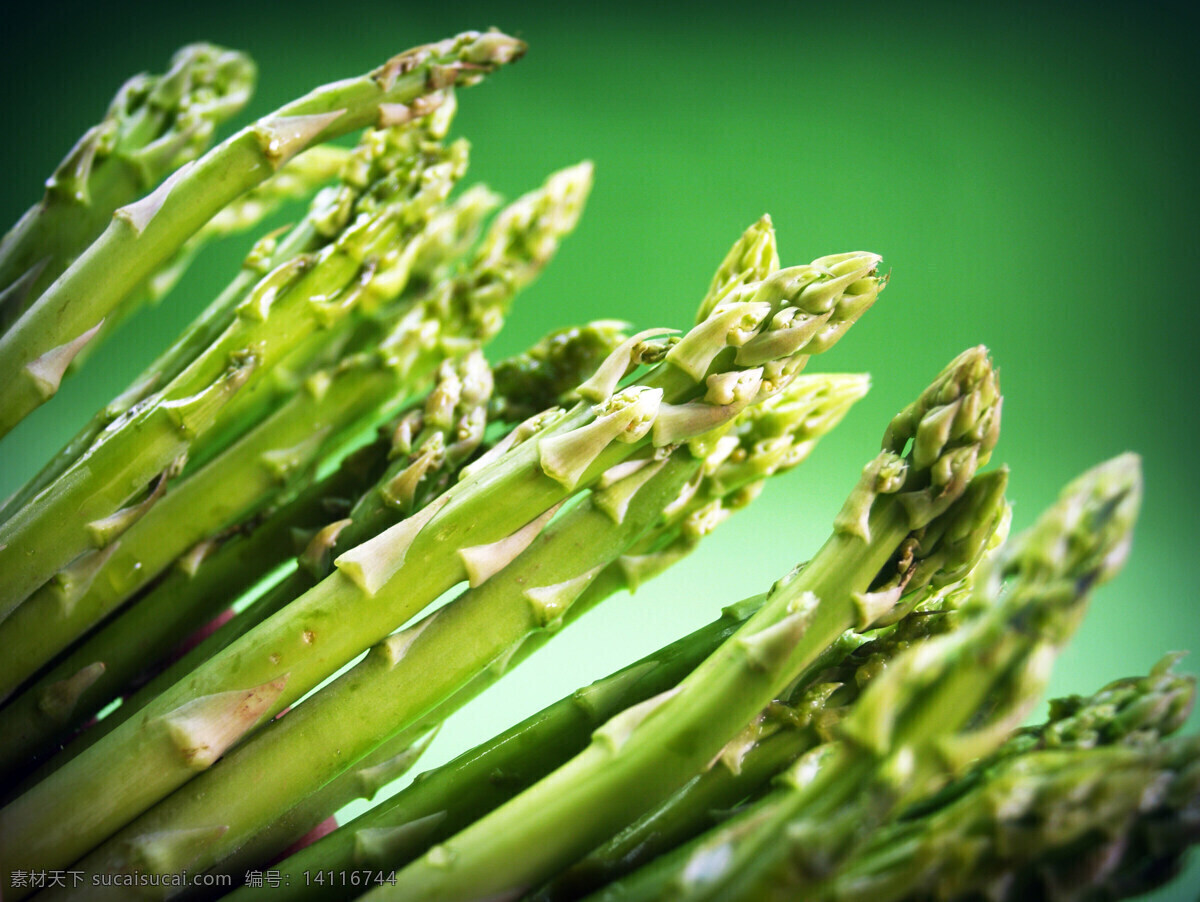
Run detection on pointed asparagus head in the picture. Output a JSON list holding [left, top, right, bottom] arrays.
[[695, 215, 781, 323], [408, 183, 504, 283], [1032, 653, 1196, 752], [841, 455, 1143, 769], [307, 101, 460, 239], [379, 351, 495, 514], [48, 43, 256, 205], [465, 161, 595, 330], [372, 30, 526, 94], [1001, 452, 1142, 608], [842, 345, 1004, 537], [853, 466, 1011, 631], [693, 372, 872, 487], [666, 248, 884, 395]]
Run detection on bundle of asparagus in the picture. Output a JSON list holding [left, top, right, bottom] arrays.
[[0, 27, 1196, 902]]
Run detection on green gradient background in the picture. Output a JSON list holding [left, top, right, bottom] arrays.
[[2, 0, 1198, 896]]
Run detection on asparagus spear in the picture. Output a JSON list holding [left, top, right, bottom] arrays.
[[0, 43, 255, 333], [0, 128, 405, 527], [0, 117, 471, 531], [0, 29, 524, 437], [71, 143, 352, 369], [0, 436, 391, 786], [31, 167, 599, 761], [0, 124, 466, 619], [53, 368, 868, 895], [363, 345, 1003, 902], [600, 454, 1142, 902], [822, 656, 1197, 902], [178, 112, 475, 471], [241, 370, 867, 863], [207, 328, 633, 881], [0, 228, 884, 882], [52, 425, 699, 897]]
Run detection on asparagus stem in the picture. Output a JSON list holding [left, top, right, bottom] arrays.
[[609, 454, 1142, 902], [217, 725, 443, 885], [0, 30, 524, 437], [0, 228, 883, 884], [55, 437, 702, 895], [70, 144, 351, 369], [0, 119, 466, 531], [203, 328, 632, 883], [0, 348, 431, 699], [0, 435, 392, 787], [0, 43, 255, 333], [228, 600, 770, 901], [536, 558, 994, 902], [363, 345, 1001, 902], [23, 167, 598, 769]]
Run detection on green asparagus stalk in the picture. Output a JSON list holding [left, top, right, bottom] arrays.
[[0, 126, 467, 619], [232, 370, 869, 875], [0, 338, 434, 699], [0, 29, 524, 437], [52, 424, 701, 897], [179, 110, 474, 472], [230, 599, 772, 902], [0, 319, 625, 798], [71, 144, 352, 369], [0, 115, 469, 532], [54, 366, 868, 894], [602, 454, 1142, 902], [536, 562, 995, 901], [0, 227, 884, 883], [0, 43, 256, 333], [261, 541, 983, 902], [821, 656, 1197, 902], [205, 328, 633, 881], [362, 345, 1003, 902], [0, 434, 392, 786]]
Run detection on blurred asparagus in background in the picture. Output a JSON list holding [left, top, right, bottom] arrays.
[[820, 656, 1199, 902]]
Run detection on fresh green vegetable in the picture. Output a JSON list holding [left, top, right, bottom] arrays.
[[0, 29, 1195, 902], [365, 345, 1003, 902], [590, 453, 1141, 902]]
